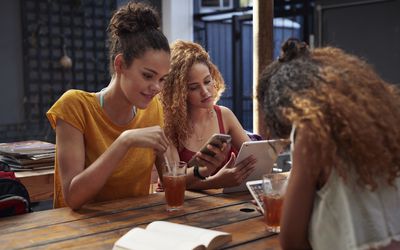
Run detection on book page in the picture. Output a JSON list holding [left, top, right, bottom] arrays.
[[146, 221, 231, 250], [113, 227, 205, 250]]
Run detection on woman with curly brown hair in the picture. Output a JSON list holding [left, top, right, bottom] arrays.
[[257, 38, 400, 250], [161, 40, 256, 190], [47, 2, 171, 210]]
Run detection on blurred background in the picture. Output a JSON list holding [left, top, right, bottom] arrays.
[[0, 0, 399, 143]]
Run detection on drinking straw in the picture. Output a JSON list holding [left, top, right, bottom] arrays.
[[164, 154, 172, 173]]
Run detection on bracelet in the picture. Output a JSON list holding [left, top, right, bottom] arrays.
[[193, 165, 206, 180]]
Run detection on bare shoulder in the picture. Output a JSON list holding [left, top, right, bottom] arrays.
[[217, 105, 237, 123], [216, 106, 248, 146], [217, 105, 233, 114]]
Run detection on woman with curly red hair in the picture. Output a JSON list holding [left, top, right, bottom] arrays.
[[161, 40, 256, 189], [257, 38, 400, 250]]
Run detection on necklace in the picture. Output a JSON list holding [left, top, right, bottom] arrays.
[[191, 109, 215, 142], [192, 123, 206, 142], [99, 89, 136, 119]]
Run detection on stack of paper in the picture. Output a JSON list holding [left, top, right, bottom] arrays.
[[0, 140, 55, 171]]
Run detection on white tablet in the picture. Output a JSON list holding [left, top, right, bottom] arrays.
[[222, 139, 289, 193]]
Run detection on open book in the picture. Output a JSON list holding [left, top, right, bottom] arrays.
[[113, 221, 232, 250]]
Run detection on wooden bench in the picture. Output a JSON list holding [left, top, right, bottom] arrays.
[[15, 167, 157, 202], [15, 169, 54, 203]]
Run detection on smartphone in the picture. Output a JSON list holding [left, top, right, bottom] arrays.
[[187, 133, 232, 167]]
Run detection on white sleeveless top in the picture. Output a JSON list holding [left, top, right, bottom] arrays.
[[290, 126, 400, 250]]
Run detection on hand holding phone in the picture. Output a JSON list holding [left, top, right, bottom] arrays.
[[187, 133, 232, 167]]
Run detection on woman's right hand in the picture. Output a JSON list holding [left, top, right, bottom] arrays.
[[210, 153, 257, 188], [193, 142, 231, 175], [121, 125, 169, 153]]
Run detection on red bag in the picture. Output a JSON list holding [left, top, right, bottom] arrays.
[[0, 171, 31, 217]]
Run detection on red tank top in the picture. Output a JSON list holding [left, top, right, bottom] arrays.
[[179, 105, 236, 173]]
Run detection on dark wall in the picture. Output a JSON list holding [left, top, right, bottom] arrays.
[[0, 0, 115, 143], [0, 0, 24, 124], [316, 0, 400, 84]]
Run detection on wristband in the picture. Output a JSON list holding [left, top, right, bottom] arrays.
[[193, 165, 206, 180]]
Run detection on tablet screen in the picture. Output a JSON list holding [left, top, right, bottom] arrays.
[[223, 139, 289, 193]]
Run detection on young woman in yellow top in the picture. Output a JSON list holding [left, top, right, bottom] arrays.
[[47, 2, 172, 210]]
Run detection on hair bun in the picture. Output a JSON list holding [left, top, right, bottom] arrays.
[[279, 38, 309, 62], [109, 2, 160, 38]]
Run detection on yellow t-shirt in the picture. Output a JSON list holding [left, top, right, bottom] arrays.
[[47, 89, 163, 208]]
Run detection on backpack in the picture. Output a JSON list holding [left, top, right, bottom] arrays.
[[0, 171, 31, 217]]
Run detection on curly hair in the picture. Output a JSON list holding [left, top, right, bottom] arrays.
[[161, 40, 225, 149], [257, 38, 400, 189], [107, 1, 170, 76]]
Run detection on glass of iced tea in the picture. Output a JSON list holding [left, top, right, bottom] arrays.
[[262, 173, 288, 233], [163, 161, 187, 212]]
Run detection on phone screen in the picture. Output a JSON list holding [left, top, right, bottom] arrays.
[[188, 134, 231, 167], [200, 134, 231, 156]]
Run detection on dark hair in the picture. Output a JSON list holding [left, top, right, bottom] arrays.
[[107, 1, 170, 75], [257, 38, 316, 138], [257, 38, 400, 189]]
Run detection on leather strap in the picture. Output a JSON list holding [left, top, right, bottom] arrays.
[[193, 165, 206, 180]]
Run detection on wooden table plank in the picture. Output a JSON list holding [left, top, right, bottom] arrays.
[[215, 217, 276, 247], [21, 208, 279, 250], [225, 235, 281, 250], [0, 190, 282, 250], [0, 192, 253, 249], [0, 191, 208, 233], [21, 205, 280, 250]]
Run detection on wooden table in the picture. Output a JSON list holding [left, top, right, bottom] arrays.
[[0, 190, 280, 249], [15, 169, 54, 202]]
